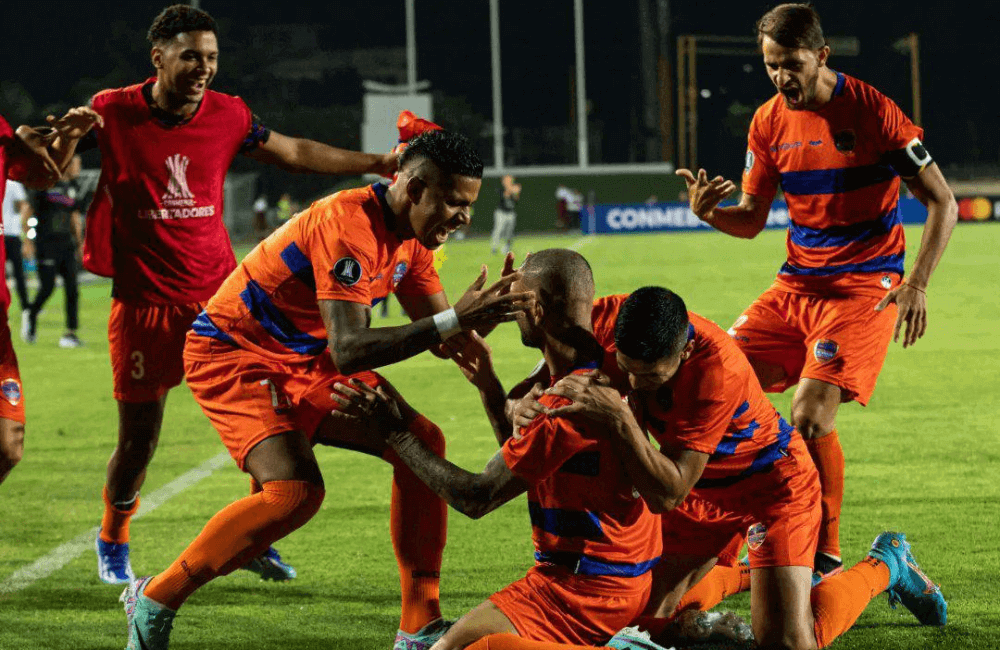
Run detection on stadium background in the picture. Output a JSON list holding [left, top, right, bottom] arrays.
[[1, 1, 998, 649]]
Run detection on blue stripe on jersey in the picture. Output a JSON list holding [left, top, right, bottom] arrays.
[[190, 310, 237, 346], [733, 400, 750, 419], [559, 451, 601, 477], [712, 420, 759, 458], [279, 242, 316, 291], [743, 416, 795, 476], [789, 206, 901, 249], [534, 551, 660, 577], [780, 163, 898, 196], [528, 502, 604, 540], [779, 252, 905, 277], [239, 280, 327, 356], [832, 71, 846, 97]]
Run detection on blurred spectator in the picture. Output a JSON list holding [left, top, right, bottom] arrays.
[[3, 179, 31, 316], [24, 156, 88, 348], [491, 174, 521, 255], [555, 184, 583, 230], [252, 194, 268, 240], [276, 192, 294, 222]]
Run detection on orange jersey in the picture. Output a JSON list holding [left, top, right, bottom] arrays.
[[592, 296, 797, 486], [502, 367, 662, 575], [742, 72, 923, 297], [191, 183, 442, 364]]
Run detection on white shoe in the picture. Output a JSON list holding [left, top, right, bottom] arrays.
[[59, 333, 84, 348], [20, 310, 29, 341]]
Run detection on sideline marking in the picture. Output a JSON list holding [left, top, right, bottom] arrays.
[[0, 452, 231, 596], [570, 235, 595, 250]]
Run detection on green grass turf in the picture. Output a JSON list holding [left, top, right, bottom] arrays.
[[1, 225, 998, 649]]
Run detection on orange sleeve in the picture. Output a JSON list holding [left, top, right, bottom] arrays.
[[309, 212, 379, 305], [741, 107, 780, 198], [872, 90, 923, 153], [502, 399, 589, 484], [395, 242, 444, 296], [663, 362, 732, 456]]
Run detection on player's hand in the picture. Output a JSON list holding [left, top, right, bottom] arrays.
[[508, 382, 547, 441], [374, 150, 399, 178], [47, 106, 103, 142], [450, 331, 497, 387], [875, 281, 927, 348], [475, 252, 519, 339], [13, 125, 61, 184], [675, 168, 737, 221], [453, 265, 534, 331], [328, 378, 405, 441], [545, 371, 622, 425]]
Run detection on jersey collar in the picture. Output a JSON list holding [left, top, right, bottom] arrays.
[[371, 182, 398, 232]]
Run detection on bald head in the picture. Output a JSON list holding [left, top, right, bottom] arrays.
[[521, 249, 594, 316]]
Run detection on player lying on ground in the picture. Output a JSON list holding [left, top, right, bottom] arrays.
[[335, 249, 751, 650], [119, 129, 534, 650], [675, 2, 957, 585], [538, 287, 947, 649]]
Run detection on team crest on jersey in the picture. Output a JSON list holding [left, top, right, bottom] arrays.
[[881, 275, 893, 289], [833, 129, 856, 153], [1, 378, 22, 406], [744, 150, 754, 172], [162, 153, 195, 205], [333, 257, 363, 286], [747, 523, 768, 551], [392, 261, 408, 287], [813, 339, 840, 363]]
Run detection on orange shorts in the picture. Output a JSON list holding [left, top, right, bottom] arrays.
[[108, 299, 204, 403], [184, 333, 382, 470], [660, 441, 820, 570], [729, 285, 898, 405], [0, 312, 25, 424], [489, 565, 651, 645]]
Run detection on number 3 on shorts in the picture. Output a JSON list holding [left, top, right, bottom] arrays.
[[131, 350, 145, 379]]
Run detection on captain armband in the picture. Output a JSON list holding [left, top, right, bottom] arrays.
[[884, 137, 933, 178]]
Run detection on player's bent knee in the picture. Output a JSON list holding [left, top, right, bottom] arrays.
[[408, 414, 446, 457]]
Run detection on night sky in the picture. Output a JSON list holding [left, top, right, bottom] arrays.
[[2, 0, 997, 177]]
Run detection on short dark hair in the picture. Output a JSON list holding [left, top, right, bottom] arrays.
[[148, 4, 218, 45], [399, 130, 484, 180], [615, 287, 689, 362], [756, 3, 825, 50]]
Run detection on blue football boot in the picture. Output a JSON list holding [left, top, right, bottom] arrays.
[[867, 532, 947, 626], [97, 531, 135, 585], [241, 546, 297, 581]]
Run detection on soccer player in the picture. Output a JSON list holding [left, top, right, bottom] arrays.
[[490, 175, 521, 255], [331, 249, 664, 650], [120, 129, 534, 650], [546, 287, 947, 649], [79, 4, 406, 584], [24, 155, 86, 347], [0, 111, 100, 484], [675, 3, 958, 583]]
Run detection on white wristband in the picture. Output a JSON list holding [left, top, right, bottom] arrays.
[[433, 308, 462, 340]]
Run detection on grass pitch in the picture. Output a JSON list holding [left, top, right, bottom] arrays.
[[1, 225, 998, 649]]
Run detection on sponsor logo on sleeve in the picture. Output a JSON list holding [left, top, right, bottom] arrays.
[[744, 150, 754, 173], [813, 339, 840, 363], [747, 522, 768, 551], [1, 378, 22, 406], [392, 261, 409, 287], [333, 257, 363, 286]]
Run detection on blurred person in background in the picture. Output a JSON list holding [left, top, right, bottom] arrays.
[[252, 194, 268, 240], [3, 178, 32, 320], [490, 174, 521, 255], [276, 192, 294, 222], [24, 155, 87, 348], [68, 3, 400, 586], [555, 184, 583, 231]]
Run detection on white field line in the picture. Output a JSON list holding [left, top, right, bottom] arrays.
[[570, 235, 595, 250], [0, 452, 231, 596]]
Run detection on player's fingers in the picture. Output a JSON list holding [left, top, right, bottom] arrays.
[[484, 270, 523, 295], [711, 175, 725, 183], [328, 392, 353, 408], [697, 169, 709, 184], [874, 290, 895, 312], [468, 265, 488, 291], [545, 404, 581, 418], [502, 251, 516, 276], [332, 381, 363, 399], [674, 169, 696, 185], [891, 311, 904, 343]]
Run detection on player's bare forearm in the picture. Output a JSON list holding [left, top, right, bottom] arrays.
[[252, 131, 393, 177], [387, 433, 527, 519], [904, 163, 958, 289], [606, 416, 692, 513], [700, 192, 773, 239], [475, 372, 513, 446]]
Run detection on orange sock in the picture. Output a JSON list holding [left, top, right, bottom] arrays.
[[466, 634, 603, 649], [811, 557, 891, 648], [384, 414, 447, 633], [100, 485, 140, 544], [144, 480, 324, 610], [805, 429, 844, 558], [675, 562, 751, 612]]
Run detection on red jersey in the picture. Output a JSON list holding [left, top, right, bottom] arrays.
[[742, 72, 923, 297], [86, 80, 253, 303], [503, 367, 662, 575], [0, 114, 13, 309], [592, 295, 798, 486], [191, 183, 443, 365]]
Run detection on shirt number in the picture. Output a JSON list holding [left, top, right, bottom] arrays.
[[131, 351, 145, 379]]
